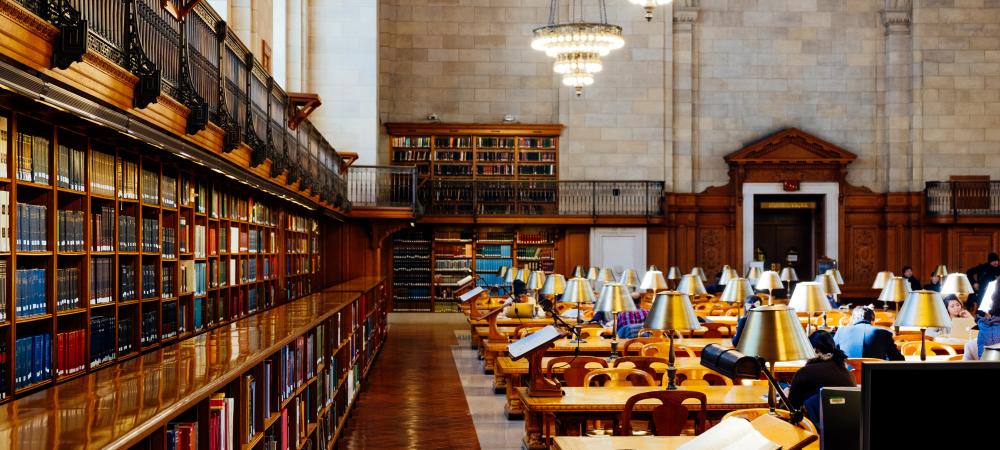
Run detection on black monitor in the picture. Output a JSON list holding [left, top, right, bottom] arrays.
[[819, 386, 860, 450], [862, 361, 1000, 449]]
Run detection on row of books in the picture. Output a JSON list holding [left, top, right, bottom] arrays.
[[0, 261, 6, 321], [166, 421, 199, 450], [117, 317, 134, 354], [142, 218, 160, 253], [163, 268, 175, 299], [90, 151, 115, 197], [55, 329, 86, 376], [117, 158, 139, 200], [90, 257, 113, 305], [142, 264, 157, 298], [287, 215, 314, 233], [433, 150, 473, 162], [92, 205, 115, 252], [0, 117, 7, 177], [208, 394, 236, 450], [56, 267, 81, 311], [163, 175, 177, 208], [57, 210, 85, 251], [16, 131, 51, 185], [15, 333, 51, 390], [278, 335, 315, 401], [164, 227, 176, 258], [89, 315, 115, 366], [141, 168, 159, 205], [251, 202, 275, 226], [181, 260, 208, 295], [162, 302, 178, 339], [118, 215, 137, 252], [390, 136, 430, 148], [57, 143, 86, 191], [16, 203, 47, 252], [15, 268, 47, 318], [120, 265, 136, 300], [477, 244, 511, 257], [473, 257, 512, 272], [434, 136, 472, 148], [140, 310, 158, 345]]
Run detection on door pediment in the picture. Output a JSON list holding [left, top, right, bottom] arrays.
[[723, 128, 857, 185]]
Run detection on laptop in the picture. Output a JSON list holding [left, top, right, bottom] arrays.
[[819, 386, 861, 450], [945, 316, 977, 341]]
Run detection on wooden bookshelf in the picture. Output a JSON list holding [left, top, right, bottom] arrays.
[[0, 106, 324, 402], [0, 277, 387, 450]]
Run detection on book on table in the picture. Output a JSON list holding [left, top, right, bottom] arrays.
[[677, 417, 779, 450]]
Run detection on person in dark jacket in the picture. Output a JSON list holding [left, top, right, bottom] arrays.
[[923, 272, 942, 292], [833, 306, 904, 361], [786, 330, 856, 425], [965, 287, 1000, 359], [901, 266, 921, 291], [967, 253, 1000, 308], [731, 295, 761, 346]]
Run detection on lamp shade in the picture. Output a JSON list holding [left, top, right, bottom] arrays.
[[595, 282, 637, 313], [619, 269, 641, 288], [640, 270, 669, 292], [871, 271, 894, 289], [504, 267, 518, 284], [562, 277, 595, 304], [572, 265, 587, 278], [825, 268, 845, 285], [934, 265, 949, 278], [540, 273, 566, 296], [648, 265, 660, 272], [736, 305, 816, 362], [779, 267, 799, 283], [789, 282, 832, 313], [597, 268, 617, 283], [814, 273, 842, 296], [878, 276, 910, 303], [526, 270, 546, 290], [978, 280, 998, 313], [941, 273, 974, 297], [755, 270, 783, 291], [719, 278, 755, 303], [497, 266, 509, 278], [745, 266, 763, 283], [586, 267, 600, 280], [895, 290, 951, 329], [676, 274, 708, 296], [982, 344, 1000, 362], [719, 267, 740, 285], [643, 291, 700, 331], [666, 266, 682, 280], [691, 267, 708, 282], [516, 268, 530, 283]]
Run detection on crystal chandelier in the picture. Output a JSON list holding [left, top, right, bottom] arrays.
[[629, 0, 673, 21], [531, 1, 624, 96]]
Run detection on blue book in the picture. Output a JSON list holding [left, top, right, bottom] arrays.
[[44, 334, 51, 379]]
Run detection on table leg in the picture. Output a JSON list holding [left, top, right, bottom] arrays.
[[471, 329, 481, 350], [493, 367, 508, 394], [504, 374, 524, 420], [483, 349, 496, 374], [522, 410, 547, 450]]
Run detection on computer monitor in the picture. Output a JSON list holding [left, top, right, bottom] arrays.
[[819, 386, 860, 450], [862, 361, 1000, 449]]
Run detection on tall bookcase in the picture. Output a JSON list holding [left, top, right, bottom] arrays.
[[390, 225, 559, 312], [0, 107, 323, 402]]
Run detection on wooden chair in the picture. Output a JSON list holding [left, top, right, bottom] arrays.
[[892, 333, 929, 344], [622, 337, 666, 355], [699, 323, 733, 338], [641, 342, 695, 358], [553, 302, 576, 315], [515, 326, 545, 339], [583, 368, 656, 387], [638, 328, 670, 338], [546, 356, 608, 387], [722, 408, 818, 436], [612, 356, 668, 378], [673, 368, 733, 387], [900, 341, 957, 356], [844, 358, 882, 384], [618, 391, 708, 436], [724, 307, 740, 317], [693, 303, 714, 314], [578, 327, 612, 340]]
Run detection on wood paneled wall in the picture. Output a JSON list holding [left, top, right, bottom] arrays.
[[320, 220, 381, 288]]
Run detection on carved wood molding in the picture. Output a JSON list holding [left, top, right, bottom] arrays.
[[79, 50, 139, 87], [369, 220, 412, 250], [0, 0, 59, 40], [288, 92, 322, 130], [161, 0, 204, 20]]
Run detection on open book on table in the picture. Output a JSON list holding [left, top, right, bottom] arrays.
[[678, 413, 815, 450]]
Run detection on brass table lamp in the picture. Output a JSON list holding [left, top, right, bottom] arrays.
[[755, 271, 784, 305], [982, 344, 1000, 362], [788, 281, 832, 334], [676, 274, 708, 298], [719, 277, 755, 318], [825, 268, 845, 285], [979, 280, 998, 313], [814, 273, 842, 314], [691, 267, 708, 282], [497, 266, 509, 279], [941, 273, 974, 305], [639, 270, 669, 294], [619, 268, 640, 289], [666, 266, 682, 289], [643, 291, 700, 389], [561, 276, 593, 341], [895, 290, 951, 361], [595, 282, 637, 359], [586, 267, 600, 281], [780, 267, 799, 295], [719, 267, 740, 286], [526, 270, 546, 292], [503, 266, 519, 288], [878, 276, 909, 315], [737, 305, 815, 415], [871, 271, 894, 290], [540, 273, 565, 299], [648, 265, 660, 272], [745, 266, 763, 284], [571, 265, 587, 278], [934, 265, 949, 278]]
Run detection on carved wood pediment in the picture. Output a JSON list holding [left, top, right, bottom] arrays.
[[725, 128, 857, 166]]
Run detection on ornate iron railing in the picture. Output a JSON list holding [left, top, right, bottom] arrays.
[[348, 166, 419, 211], [926, 181, 1000, 216], [416, 180, 663, 217], [17, 0, 347, 208]]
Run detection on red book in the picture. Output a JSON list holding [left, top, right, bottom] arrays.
[[279, 409, 288, 450]]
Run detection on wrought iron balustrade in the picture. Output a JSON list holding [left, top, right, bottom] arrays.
[[926, 181, 1000, 216], [418, 180, 664, 217], [347, 166, 419, 211]]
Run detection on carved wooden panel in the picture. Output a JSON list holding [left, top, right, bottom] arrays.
[[847, 227, 879, 286], [954, 232, 995, 273]]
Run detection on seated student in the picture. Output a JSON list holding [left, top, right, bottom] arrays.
[[833, 306, 904, 361], [924, 272, 942, 292], [964, 288, 1000, 360], [731, 296, 761, 346], [901, 266, 921, 291], [930, 294, 974, 337], [784, 330, 856, 425]]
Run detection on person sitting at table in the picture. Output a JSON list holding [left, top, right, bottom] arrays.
[[901, 265, 921, 291], [731, 296, 761, 346], [930, 294, 974, 337], [964, 288, 1000, 360], [784, 330, 855, 426], [924, 272, 942, 292], [833, 306, 904, 361]]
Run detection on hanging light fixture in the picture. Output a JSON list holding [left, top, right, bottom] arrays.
[[629, 0, 673, 22], [532, 0, 624, 96]]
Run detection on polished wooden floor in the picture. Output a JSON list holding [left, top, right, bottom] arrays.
[[341, 318, 481, 449]]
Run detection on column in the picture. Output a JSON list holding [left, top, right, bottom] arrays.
[[881, 1, 913, 192], [672, 1, 699, 193]]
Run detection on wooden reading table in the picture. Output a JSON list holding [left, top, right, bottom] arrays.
[[482, 337, 731, 374]]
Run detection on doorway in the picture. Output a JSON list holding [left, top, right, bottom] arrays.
[[752, 195, 824, 281]]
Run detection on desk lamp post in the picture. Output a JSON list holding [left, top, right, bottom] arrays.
[[720, 277, 755, 318], [934, 265, 949, 280], [595, 282, 637, 360], [737, 305, 816, 415], [755, 271, 783, 305], [562, 277, 594, 342], [788, 282, 832, 335], [895, 290, 951, 361], [643, 291, 699, 390]]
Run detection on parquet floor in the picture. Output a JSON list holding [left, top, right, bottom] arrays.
[[341, 315, 481, 450]]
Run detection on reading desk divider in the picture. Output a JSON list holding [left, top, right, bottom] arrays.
[[509, 325, 566, 397]]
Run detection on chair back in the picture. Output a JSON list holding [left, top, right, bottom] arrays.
[[622, 337, 666, 355], [892, 333, 928, 343], [618, 391, 707, 436], [673, 368, 733, 387], [546, 356, 608, 387], [579, 327, 611, 340], [699, 323, 733, 338], [724, 307, 740, 317], [583, 368, 656, 387], [640, 342, 695, 358], [899, 340, 957, 356], [843, 358, 882, 384], [612, 356, 668, 378], [722, 408, 818, 435], [637, 328, 670, 338]]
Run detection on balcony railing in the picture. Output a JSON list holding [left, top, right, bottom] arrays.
[[926, 181, 1000, 216], [348, 166, 419, 212], [420, 180, 664, 217], [13, 0, 348, 210]]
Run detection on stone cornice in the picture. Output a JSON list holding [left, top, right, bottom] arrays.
[[673, 8, 699, 25], [881, 0, 912, 35]]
